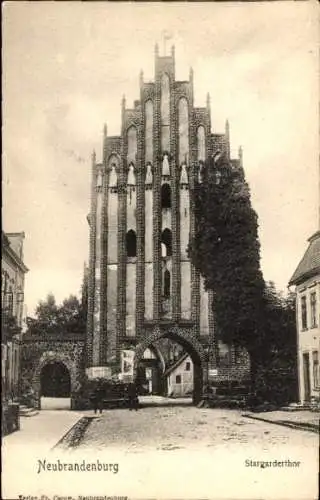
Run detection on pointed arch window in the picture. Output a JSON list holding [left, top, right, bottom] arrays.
[[126, 230, 137, 257], [127, 164, 136, 186], [164, 270, 171, 298], [161, 183, 171, 209], [108, 154, 119, 189], [161, 228, 172, 257]]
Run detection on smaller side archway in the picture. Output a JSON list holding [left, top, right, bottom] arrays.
[[32, 352, 77, 410], [40, 361, 71, 397]]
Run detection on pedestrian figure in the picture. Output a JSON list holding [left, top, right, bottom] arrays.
[[91, 383, 104, 414], [127, 382, 139, 411]]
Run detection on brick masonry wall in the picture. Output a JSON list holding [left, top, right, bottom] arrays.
[[209, 345, 251, 383], [86, 152, 97, 367]]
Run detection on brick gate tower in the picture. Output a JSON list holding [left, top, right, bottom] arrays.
[[85, 45, 248, 400]]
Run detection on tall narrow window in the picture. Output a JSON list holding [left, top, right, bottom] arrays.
[[313, 351, 319, 388], [178, 97, 189, 165], [310, 292, 317, 328], [127, 126, 137, 165], [161, 74, 170, 152], [164, 270, 171, 298], [161, 228, 172, 257], [301, 296, 307, 330], [126, 230, 137, 257], [161, 183, 171, 209], [7, 287, 13, 316], [197, 126, 205, 162], [161, 243, 167, 258], [145, 100, 153, 163], [108, 155, 119, 189]]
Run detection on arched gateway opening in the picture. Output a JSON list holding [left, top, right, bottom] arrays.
[[133, 327, 207, 405], [40, 362, 71, 409]]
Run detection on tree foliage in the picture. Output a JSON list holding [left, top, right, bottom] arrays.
[[27, 293, 86, 334], [189, 155, 298, 402], [189, 155, 266, 360], [257, 282, 298, 403], [263, 282, 296, 362]]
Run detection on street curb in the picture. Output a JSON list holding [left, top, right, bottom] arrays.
[[242, 413, 319, 434], [51, 416, 96, 450]]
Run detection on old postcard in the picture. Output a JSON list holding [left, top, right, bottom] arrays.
[[2, 1, 319, 500]]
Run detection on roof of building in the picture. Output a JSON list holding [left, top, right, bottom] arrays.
[[164, 352, 189, 377], [2, 231, 29, 273], [289, 230, 320, 285]]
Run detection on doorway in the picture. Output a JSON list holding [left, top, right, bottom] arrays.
[[303, 352, 311, 402]]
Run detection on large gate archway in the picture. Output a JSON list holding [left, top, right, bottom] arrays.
[[133, 326, 208, 404]]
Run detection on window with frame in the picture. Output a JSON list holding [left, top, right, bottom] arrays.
[[175, 375, 181, 384], [312, 351, 319, 388], [161, 183, 171, 209], [126, 230, 137, 258], [163, 269, 171, 298], [161, 228, 172, 257], [301, 295, 307, 330], [185, 362, 191, 371], [310, 292, 317, 328]]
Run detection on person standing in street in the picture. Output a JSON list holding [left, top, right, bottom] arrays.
[[91, 382, 104, 414], [127, 382, 139, 411]]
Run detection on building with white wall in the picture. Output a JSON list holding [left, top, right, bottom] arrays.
[[289, 230, 320, 404], [165, 354, 193, 397]]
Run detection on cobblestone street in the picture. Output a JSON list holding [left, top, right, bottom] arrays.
[[79, 404, 317, 452], [3, 403, 318, 500]]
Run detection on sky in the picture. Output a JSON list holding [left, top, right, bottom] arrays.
[[3, 1, 319, 317]]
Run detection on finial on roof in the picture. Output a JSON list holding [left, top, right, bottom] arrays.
[[189, 67, 194, 81], [122, 94, 126, 111], [225, 119, 230, 133], [92, 149, 96, 163], [206, 92, 211, 109], [139, 69, 144, 85], [171, 44, 175, 58], [103, 123, 107, 138]]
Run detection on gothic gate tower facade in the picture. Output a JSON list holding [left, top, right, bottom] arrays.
[[86, 45, 245, 397]]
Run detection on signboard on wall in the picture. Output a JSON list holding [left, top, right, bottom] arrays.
[[121, 350, 135, 376], [209, 369, 218, 377], [86, 366, 111, 380]]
